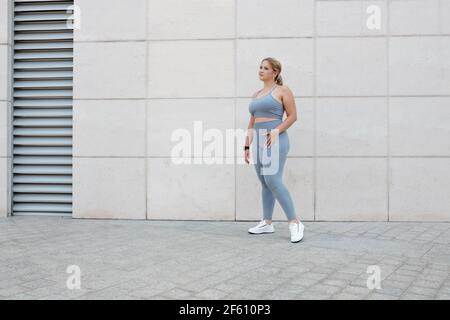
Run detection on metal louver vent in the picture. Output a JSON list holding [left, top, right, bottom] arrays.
[[13, 0, 74, 216]]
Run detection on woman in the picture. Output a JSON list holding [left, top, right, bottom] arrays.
[[244, 57, 304, 243]]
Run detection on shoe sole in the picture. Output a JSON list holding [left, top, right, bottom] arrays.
[[248, 230, 274, 235], [291, 236, 304, 243]]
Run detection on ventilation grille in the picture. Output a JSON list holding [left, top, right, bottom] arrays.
[[13, 0, 74, 216]]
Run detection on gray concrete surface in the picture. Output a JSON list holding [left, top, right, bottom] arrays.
[[0, 217, 449, 300]]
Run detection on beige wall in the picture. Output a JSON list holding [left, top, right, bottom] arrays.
[[68, 0, 450, 221]]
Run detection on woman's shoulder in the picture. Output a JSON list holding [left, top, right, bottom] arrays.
[[276, 84, 291, 92], [276, 85, 295, 97]]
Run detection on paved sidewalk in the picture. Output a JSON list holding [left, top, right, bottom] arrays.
[[0, 217, 449, 300]]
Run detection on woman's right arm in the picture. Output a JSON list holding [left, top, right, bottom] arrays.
[[245, 115, 255, 147]]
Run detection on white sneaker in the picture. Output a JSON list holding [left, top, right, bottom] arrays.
[[248, 220, 274, 234], [289, 222, 304, 243]]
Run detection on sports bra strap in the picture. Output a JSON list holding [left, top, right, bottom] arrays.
[[254, 84, 278, 98], [270, 84, 278, 92]]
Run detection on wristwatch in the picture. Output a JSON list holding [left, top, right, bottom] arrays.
[[243, 145, 250, 151]]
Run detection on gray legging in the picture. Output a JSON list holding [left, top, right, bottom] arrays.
[[252, 119, 296, 221]]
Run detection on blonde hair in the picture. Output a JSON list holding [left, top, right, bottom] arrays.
[[262, 57, 283, 85]]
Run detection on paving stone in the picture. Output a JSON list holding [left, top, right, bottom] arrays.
[[436, 293, 450, 300], [365, 292, 399, 300], [404, 286, 437, 297], [0, 217, 449, 300], [386, 274, 417, 283], [322, 278, 350, 287], [160, 288, 196, 299], [412, 280, 443, 289], [195, 288, 229, 299], [21, 279, 57, 290], [296, 291, 333, 300], [377, 286, 404, 297], [0, 285, 30, 298], [308, 284, 342, 296], [332, 293, 363, 300], [340, 285, 371, 298], [399, 293, 433, 300]]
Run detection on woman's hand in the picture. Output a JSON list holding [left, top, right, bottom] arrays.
[[244, 148, 250, 164], [263, 130, 279, 148]]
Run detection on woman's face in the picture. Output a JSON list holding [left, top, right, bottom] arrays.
[[259, 61, 277, 81]]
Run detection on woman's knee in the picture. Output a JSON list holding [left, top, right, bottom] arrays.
[[263, 174, 282, 191]]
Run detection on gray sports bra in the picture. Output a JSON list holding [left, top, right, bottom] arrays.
[[248, 85, 284, 120]]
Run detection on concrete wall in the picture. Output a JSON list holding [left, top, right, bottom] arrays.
[[0, 0, 12, 218], [63, 0, 450, 221]]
